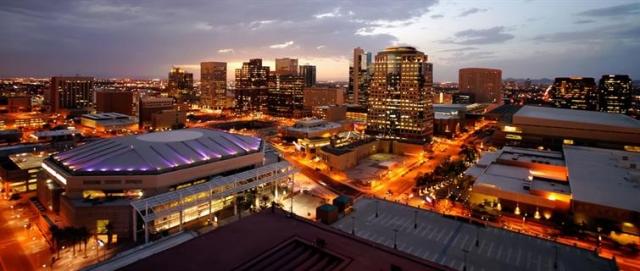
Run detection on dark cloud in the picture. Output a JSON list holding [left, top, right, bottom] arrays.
[[533, 24, 640, 43], [438, 47, 477, 52], [442, 26, 514, 45], [574, 19, 595, 24], [458, 8, 487, 17], [440, 51, 494, 61], [431, 14, 444, 19], [577, 3, 640, 17], [0, 0, 437, 79]]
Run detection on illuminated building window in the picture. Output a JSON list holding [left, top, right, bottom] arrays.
[[624, 145, 640, 152], [96, 219, 110, 234], [503, 125, 521, 133], [563, 139, 574, 145], [505, 134, 522, 140]]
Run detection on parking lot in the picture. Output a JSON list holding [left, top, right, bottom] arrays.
[[332, 198, 615, 271]]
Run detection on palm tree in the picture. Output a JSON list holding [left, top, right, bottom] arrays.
[[62, 227, 79, 256], [78, 227, 90, 257], [50, 225, 63, 259], [459, 145, 478, 164], [105, 222, 114, 247], [260, 195, 270, 209]]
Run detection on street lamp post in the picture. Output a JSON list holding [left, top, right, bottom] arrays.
[[393, 228, 399, 249], [289, 177, 294, 216], [475, 227, 480, 247], [351, 216, 356, 235], [553, 245, 558, 270], [462, 248, 470, 271]]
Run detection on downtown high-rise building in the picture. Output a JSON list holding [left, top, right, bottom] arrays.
[[267, 74, 305, 118], [167, 67, 194, 103], [366, 46, 434, 144], [598, 74, 632, 114], [299, 64, 317, 87], [348, 47, 372, 106], [458, 68, 502, 104], [48, 76, 94, 112], [275, 58, 298, 76], [200, 62, 227, 109], [235, 59, 270, 113], [547, 77, 598, 111]]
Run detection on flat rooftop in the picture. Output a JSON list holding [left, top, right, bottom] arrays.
[[333, 199, 614, 271], [49, 128, 262, 175], [513, 105, 640, 132], [34, 129, 77, 137], [288, 119, 342, 133], [9, 151, 49, 169], [564, 145, 640, 212], [119, 209, 449, 271], [82, 112, 132, 120], [498, 147, 565, 168]]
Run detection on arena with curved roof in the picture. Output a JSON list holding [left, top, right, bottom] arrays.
[[49, 128, 262, 175], [37, 128, 294, 242]]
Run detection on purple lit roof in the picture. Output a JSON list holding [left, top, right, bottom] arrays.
[[51, 128, 262, 175]]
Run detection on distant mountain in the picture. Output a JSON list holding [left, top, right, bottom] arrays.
[[503, 78, 553, 85]]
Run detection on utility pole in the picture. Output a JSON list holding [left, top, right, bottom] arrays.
[[351, 216, 356, 235], [553, 245, 558, 270], [375, 200, 379, 218], [393, 228, 399, 249], [476, 227, 480, 247]]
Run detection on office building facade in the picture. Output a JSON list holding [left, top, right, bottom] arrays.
[[95, 90, 136, 116], [275, 58, 298, 75], [48, 76, 94, 112], [200, 62, 227, 109], [598, 74, 632, 114], [348, 47, 372, 106], [303, 87, 344, 109], [235, 59, 270, 113], [267, 74, 305, 118], [547, 77, 597, 111], [299, 64, 317, 87], [458, 68, 502, 104], [167, 67, 194, 103], [366, 46, 434, 145]]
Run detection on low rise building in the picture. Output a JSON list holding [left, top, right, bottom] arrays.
[[150, 109, 186, 130], [491, 105, 640, 151], [345, 104, 367, 123], [466, 145, 639, 235], [318, 138, 423, 171], [312, 105, 347, 122], [331, 198, 614, 271], [0, 151, 50, 196], [95, 90, 136, 116], [0, 95, 31, 113], [30, 129, 79, 150], [81, 112, 138, 132], [282, 119, 346, 140], [139, 97, 175, 127], [91, 209, 449, 271]]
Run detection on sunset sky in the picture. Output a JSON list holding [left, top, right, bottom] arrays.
[[1, 0, 639, 82]]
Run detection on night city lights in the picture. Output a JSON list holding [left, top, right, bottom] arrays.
[[0, 1, 639, 270]]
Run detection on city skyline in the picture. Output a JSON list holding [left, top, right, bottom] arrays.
[[1, 1, 639, 81]]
